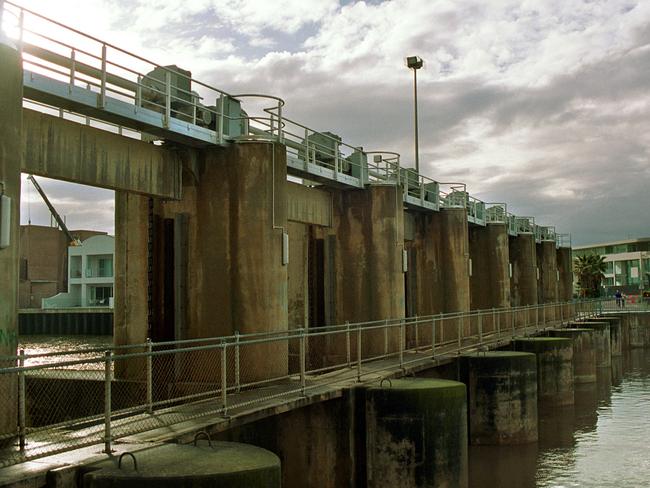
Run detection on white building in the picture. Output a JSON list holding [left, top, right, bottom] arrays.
[[43, 235, 115, 308]]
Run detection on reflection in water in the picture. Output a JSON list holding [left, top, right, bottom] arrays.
[[470, 350, 650, 487], [17, 335, 113, 368]]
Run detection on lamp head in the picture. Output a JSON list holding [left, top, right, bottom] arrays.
[[405, 56, 423, 70]]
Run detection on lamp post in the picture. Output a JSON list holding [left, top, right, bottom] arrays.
[[406, 55, 423, 174]]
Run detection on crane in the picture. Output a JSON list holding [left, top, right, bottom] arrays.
[[27, 175, 81, 246]]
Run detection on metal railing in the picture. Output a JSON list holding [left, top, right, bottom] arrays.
[[0, 299, 605, 466]]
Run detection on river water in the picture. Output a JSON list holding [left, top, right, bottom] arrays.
[[469, 350, 650, 487], [17, 335, 112, 368]]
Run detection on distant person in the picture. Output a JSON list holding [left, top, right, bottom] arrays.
[[615, 290, 622, 307]]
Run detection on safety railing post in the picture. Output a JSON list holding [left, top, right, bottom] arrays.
[[69, 49, 76, 93], [146, 338, 152, 414], [384, 319, 389, 355], [414, 315, 419, 350], [511, 309, 515, 339], [135, 75, 142, 108], [493, 308, 498, 338], [217, 93, 225, 144], [234, 331, 240, 393], [221, 344, 228, 416], [457, 317, 462, 352], [18, 8, 24, 57], [356, 325, 362, 382], [431, 317, 436, 360], [18, 349, 26, 451], [478, 313, 483, 344], [103, 350, 112, 454], [277, 100, 283, 142], [303, 128, 310, 169], [345, 321, 351, 367], [334, 146, 339, 180], [99, 44, 107, 109], [299, 328, 306, 395], [399, 319, 405, 370], [164, 70, 171, 128], [542, 303, 546, 326]]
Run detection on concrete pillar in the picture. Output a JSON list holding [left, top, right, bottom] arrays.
[[549, 328, 597, 383], [469, 223, 510, 311], [513, 337, 574, 405], [439, 208, 470, 314], [366, 379, 468, 488], [83, 442, 281, 487], [116, 144, 289, 384], [569, 321, 611, 368], [410, 213, 443, 316], [509, 234, 538, 307], [331, 185, 404, 358], [0, 34, 22, 440], [461, 351, 538, 445], [537, 241, 559, 322], [625, 314, 650, 348], [589, 319, 622, 356], [556, 246, 573, 321]]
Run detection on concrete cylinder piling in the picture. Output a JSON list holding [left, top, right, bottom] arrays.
[[512, 337, 574, 405], [461, 351, 538, 445], [549, 328, 597, 383], [366, 378, 468, 488], [569, 321, 611, 368]]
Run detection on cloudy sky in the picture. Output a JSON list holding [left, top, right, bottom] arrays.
[[15, 0, 650, 245]]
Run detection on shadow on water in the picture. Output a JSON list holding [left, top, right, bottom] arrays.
[[470, 348, 650, 488]]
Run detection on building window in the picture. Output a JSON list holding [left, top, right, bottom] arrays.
[[98, 257, 113, 278], [92, 286, 113, 306]]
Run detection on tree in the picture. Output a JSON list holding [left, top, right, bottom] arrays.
[[573, 254, 607, 298]]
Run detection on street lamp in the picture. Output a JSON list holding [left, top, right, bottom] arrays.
[[405, 55, 423, 174]]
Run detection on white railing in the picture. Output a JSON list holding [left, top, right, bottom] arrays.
[[0, 299, 605, 466]]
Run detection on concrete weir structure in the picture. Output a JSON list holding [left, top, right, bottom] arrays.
[[461, 351, 538, 445], [513, 337, 574, 405], [0, 3, 585, 483], [0, 32, 21, 442]]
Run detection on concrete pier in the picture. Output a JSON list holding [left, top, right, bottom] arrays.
[[366, 378, 468, 488], [549, 328, 597, 383], [331, 185, 404, 358], [469, 223, 510, 311], [513, 337, 574, 405], [0, 34, 22, 441], [509, 234, 538, 308], [83, 441, 281, 487], [439, 209, 470, 314], [569, 321, 611, 368], [596, 316, 627, 350], [625, 314, 650, 348], [556, 247, 573, 320], [589, 319, 622, 356], [461, 351, 538, 445], [536, 241, 559, 320]]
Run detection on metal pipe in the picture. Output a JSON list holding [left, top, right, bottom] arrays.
[[221, 344, 227, 416], [299, 328, 306, 394]]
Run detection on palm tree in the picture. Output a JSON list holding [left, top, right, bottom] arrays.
[[573, 254, 607, 298]]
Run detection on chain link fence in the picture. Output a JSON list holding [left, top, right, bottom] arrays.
[[0, 299, 605, 466]]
